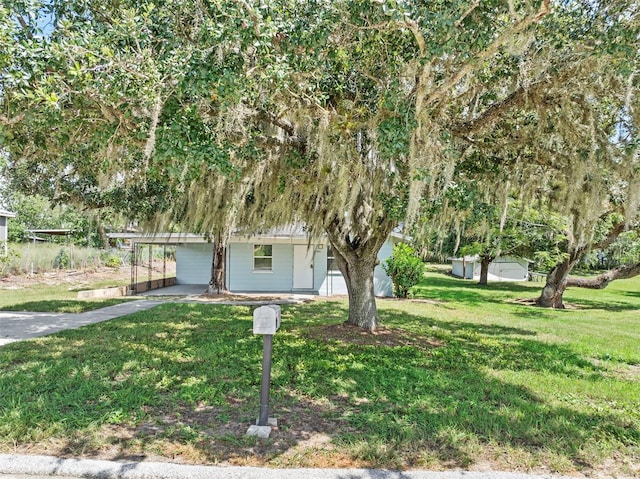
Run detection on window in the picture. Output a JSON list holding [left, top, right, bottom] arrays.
[[253, 244, 273, 271], [327, 245, 340, 272]]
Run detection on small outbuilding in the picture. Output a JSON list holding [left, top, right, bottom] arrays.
[[449, 255, 533, 282], [0, 209, 16, 256]]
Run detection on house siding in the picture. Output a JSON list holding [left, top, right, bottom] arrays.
[[176, 244, 211, 284], [318, 237, 396, 297], [173, 237, 397, 296], [229, 242, 296, 292]]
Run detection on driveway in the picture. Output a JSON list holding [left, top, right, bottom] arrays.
[[0, 300, 163, 346]]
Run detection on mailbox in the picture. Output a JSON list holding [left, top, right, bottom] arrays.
[[253, 305, 281, 335]]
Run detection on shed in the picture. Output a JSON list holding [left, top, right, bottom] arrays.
[[449, 255, 533, 282]]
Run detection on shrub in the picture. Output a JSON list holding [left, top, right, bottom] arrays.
[[0, 245, 21, 276], [53, 247, 72, 269], [383, 243, 425, 298], [103, 254, 122, 268]]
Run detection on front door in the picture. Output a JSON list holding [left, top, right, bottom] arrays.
[[293, 245, 314, 289]]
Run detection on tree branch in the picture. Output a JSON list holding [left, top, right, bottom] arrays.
[[451, 85, 530, 135], [404, 18, 426, 56], [144, 92, 164, 162], [235, 0, 261, 37], [16, 15, 34, 39], [257, 109, 297, 136], [425, 0, 551, 107], [593, 221, 626, 250], [0, 113, 26, 126], [566, 262, 640, 289], [455, 1, 481, 28]]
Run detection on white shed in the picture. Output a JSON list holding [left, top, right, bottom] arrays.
[[449, 255, 532, 282]]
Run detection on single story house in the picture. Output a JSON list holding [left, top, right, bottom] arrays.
[[449, 255, 533, 282], [108, 226, 405, 297], [0, 209, 16, 256]]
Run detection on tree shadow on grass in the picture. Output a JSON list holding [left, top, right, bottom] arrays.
[[0, 302, 637, 474], [381, 306, 539, 338], [416, 273, 640, 313], [412, 275, 543, 307], [622, 291, 640, 299], [560, 296, 640, 312]]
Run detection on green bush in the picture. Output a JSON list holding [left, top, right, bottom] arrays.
[[53, 247, 72, 269], [383, 243, 425, 298], [0, 245, 21, 276], [103, 254, 122, 268]]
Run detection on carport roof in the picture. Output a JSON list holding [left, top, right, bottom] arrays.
[[107, 226, 310, 244]]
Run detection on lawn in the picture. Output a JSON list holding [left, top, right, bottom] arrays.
[[0, 268, 638, 476], [0, 274, 135, 312]]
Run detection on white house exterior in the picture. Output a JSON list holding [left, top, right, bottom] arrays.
[[109, 227, 404, 297], [0, 209, 16, 256], [449, 255, 532, 282]]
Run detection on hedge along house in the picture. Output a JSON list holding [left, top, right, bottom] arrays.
[[449, 255, 533, 282], [108, 226, 405, 297], [0, 209, 16, 256]]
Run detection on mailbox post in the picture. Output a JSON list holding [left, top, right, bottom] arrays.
[[247, 305, 281, 438]]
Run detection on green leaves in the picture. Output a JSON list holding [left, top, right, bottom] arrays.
[[383, 243, 426, 298]]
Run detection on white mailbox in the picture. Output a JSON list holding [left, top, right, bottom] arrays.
[[253, 305, 281, 335]]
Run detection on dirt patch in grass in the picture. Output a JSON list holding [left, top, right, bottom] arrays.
[[304, 322, 444, 349], [4, 395, 363, 469], [512, 297, 581, 310], [190, 292, 314, 303]]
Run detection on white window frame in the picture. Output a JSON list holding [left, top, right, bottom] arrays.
[[326, 245, 341, 273], [253, 244, 273, 272]]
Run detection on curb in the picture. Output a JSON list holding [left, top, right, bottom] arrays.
[[0, 454, 579, 479]]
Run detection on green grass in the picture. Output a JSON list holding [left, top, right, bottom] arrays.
[[0, 278, 134, 312], [0, 269, 638, 474]]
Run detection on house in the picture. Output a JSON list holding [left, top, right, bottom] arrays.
[[0, 209, 16, 256], [449, 255, 533, 282], [108, 226, 406, 297]]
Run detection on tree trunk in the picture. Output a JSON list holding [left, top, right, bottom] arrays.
[[325, 217, 395, 332], [334, 250, 380, 331], [535, 258, 575, 308], [96, 223, 109, 249], [536, 220, 627, 308], [566, 262, 640, 289], [206, 233, 227, 294], [478, 255, 493, 285]]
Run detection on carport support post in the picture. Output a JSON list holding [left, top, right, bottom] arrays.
[[258, 333, 273, 427]]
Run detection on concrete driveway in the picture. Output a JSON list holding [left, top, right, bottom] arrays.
[[0, 300, 163, 346]]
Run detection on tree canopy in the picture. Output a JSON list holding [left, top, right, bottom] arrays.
[[1, 0, 639, 328]]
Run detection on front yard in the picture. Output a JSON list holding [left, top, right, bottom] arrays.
[[0, 268, 638, 476]]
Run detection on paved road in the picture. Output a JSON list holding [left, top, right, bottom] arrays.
[[0, 454, 581, 479], [0, 300, 163, 346]]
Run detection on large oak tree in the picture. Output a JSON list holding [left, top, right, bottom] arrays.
[[2, 0, 638, 328]]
